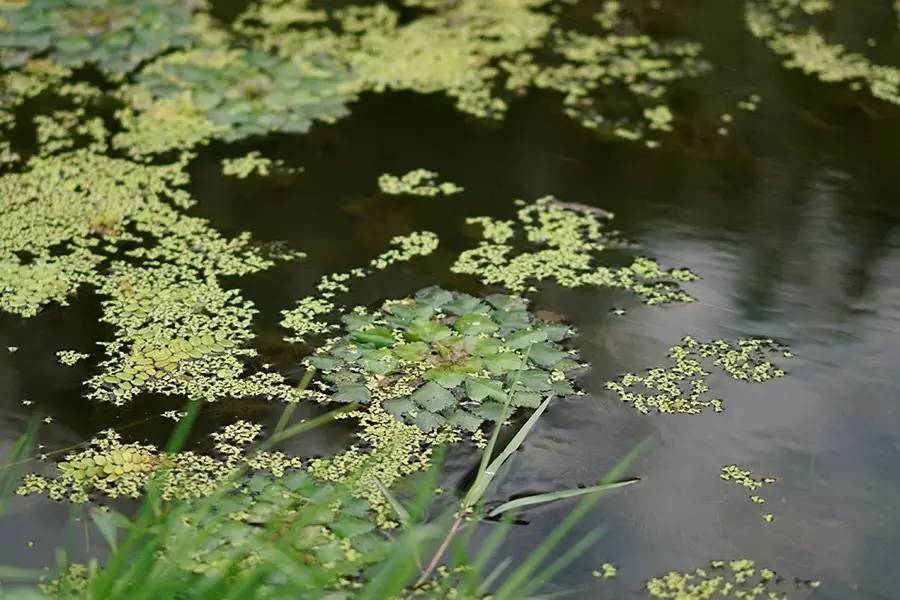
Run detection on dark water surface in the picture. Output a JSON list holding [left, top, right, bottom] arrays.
[[2, 1, 900, 597]]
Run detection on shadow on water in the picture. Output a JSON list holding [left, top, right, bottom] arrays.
[[2, 0, 900, 597]]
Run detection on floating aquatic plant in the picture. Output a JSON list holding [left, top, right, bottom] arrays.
[[56, 350, 89, 366], [303, 287, 582, 436], [721, 464, 778, 521], [236, 0, 709, 143], [119, 45, 352, 150], [453, 196, 698, 303], [745, 0, 900, 107], [646, 558, 820, 599], [606, 336, 791, 415], [0, 149, 301, 404], [173, 469, 392, 584], [221, 151, 275, 179], [378, 169, 463, 197], [17, 421, 302, 503], [281, 231, 439, 343], [309, 402, 454, 527], [0, 0, 206, 76]]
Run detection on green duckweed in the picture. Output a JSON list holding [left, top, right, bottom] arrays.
[[745, 0, 900, 107], [56, 349, 89, 366], [236, 0, 708, 143], [0, 148, 302, 404], [606, 336, 791, 415], [647, 559, 820, 599], [17, 421, 303, 503], [221, 151, 275, 179], [378, 169, 463, 197], [281, 231, 439, 343], [453, 196, 698, 303]]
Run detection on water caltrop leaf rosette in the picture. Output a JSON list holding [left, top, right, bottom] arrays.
[[303, 287, 584, 434], [0, 0, 207, 76], [120, 45, 354, 148]]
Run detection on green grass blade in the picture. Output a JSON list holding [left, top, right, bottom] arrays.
[[486, 478, 640, 518], [464, 394, 551, 508], [493, 441, 648, 599], [374, 476, 412, 527], [519, 526, 605, 598]]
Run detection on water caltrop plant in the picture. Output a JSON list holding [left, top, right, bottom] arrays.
[[304, 287, 582, 434]]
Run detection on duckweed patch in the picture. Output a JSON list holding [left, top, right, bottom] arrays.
[[17, 421, 302, 503], [281, 231, 439, 343], [221, 151, 275, 179], [235, 0, 709, 143], [606, 337, 791, 415], [309, 403, 453, 528], [646, 559, 820, 599], [56, 349, 89, 366], [378, 169, 463, 197], [721, 464, 777, 519], [0, 149, 302, 404], [453, 196, 698, 302], [745, 0, 900, 106]]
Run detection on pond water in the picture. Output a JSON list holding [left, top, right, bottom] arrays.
[[1, 0, 900, 598]]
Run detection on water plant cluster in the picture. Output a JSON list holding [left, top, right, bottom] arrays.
[[0, 0, 862, 596], [453, 196, 698, 302], [606, 336, 792, 415], [646, 559, 820, 599], [17, 421, 302, 503], [378, 169, 462, 197], [745, 0, 900, 106]]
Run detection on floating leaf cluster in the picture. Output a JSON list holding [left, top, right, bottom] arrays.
[[119, 45, 352, 149], [56, 349, 89, 366], [606, 337, 791, 415], [0, 0, 205, 76], [182, 473, 392, 589], [721, 464, 777, 516], [303, 287, 581, 436], [310, 403, 454, 527], [378, 169, 463, 197], [745, 0, 900, 106], [453, 196, 698, 303], [236, 0, 709, 143], [281, 231, 439, 343], [221, 151, 275, 179], [17, 421, 302, 503], [0, 149, 300, 405], [647, 559, 819, 599]]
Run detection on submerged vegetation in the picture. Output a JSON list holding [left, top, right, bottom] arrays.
[[5, 0, 896, 595]]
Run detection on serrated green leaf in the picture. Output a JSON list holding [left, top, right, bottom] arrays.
[[484, 352, 523, 374], [528, 342, 568, 368], [351, 327, 394, 348], [412, 410, 446, 432], [466, 377, 507, 402], [405, 318, 452, 343], [453, 313, 498, 335], [506, 329, 548, 349], [334, 383, 370, 404], [411, 382, 456, 412], [423, 368, 465, 388], [449, 410, 483, 432]]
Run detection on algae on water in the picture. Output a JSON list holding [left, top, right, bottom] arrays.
[[606, 336, 791, 415], [453, 196, 698, 303], [378, 169, 463, 197]]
